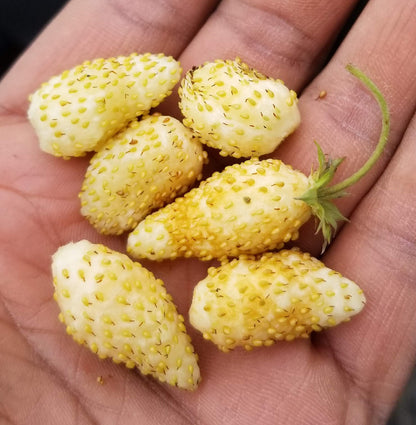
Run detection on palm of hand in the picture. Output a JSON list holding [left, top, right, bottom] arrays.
[[1, 1, 416, 424]]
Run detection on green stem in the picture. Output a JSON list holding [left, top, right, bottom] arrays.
[[322, 64, 390, 198], [299, 64, 390, 250]]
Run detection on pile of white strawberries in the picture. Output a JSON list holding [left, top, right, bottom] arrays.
[[28, 53, 380, 391]]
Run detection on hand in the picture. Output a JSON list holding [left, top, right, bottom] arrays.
[[1, 0, 416, 423]]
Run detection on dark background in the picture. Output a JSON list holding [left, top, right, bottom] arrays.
[[1, 1, 415, 423]]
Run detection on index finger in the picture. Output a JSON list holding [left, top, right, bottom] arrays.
[[0, 0, 219, 114]]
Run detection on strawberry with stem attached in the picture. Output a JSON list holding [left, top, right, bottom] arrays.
[[127, 65, 389, 261], [52, 240, 200, 390], [189, 248, 366, 352]]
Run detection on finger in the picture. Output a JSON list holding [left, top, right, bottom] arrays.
[[322, 113, 416, 420], [158, 0, 361, 117], [0, 0, 219, 114], [276, 0, 416, 254], [178, 0, 361, 88]]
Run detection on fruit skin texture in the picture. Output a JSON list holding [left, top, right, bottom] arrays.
[[79, 114, 206, 235], [127, 158, 311, 261], [179, 58, 300, 158], [189, 248, 366, 352], [28, 53, 181, 158], [52, 240, 200, 391]]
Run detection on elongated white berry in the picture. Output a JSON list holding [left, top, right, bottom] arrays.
[[179, 58, 300, 158], [28, 53, 181, 157], [127, 158, 311, 261], [52, 240, 200, 390], [189, 248, 366, 352], [79, 114, 206, 235]]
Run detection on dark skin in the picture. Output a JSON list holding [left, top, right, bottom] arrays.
[[1, 0, 416, 423]]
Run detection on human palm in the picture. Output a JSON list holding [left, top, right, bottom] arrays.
[[1, 0, 416, 423]]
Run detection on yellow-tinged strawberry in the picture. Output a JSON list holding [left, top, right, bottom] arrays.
[[79, 114, 207, 235], [28, 53, 181, 158], [127, 65, 390, 260], [52, 240, 200, 390], [179, 58, 300, 158], [189, 248, 366, 352], [127, 158, 311, 261]]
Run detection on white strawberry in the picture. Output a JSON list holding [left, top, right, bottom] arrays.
[[28, 53, 181, 157], [79, 114, 206, 235], [189, 248, 366, 352], [52, 240, 200, 390], [179, 58, 300, 158], [127, 64, 390, 260]]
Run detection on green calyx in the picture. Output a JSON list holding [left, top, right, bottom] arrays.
[[298, 64, 390, 252]]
